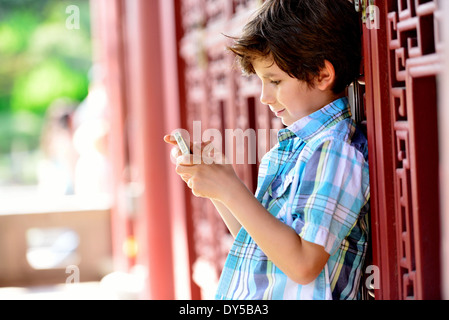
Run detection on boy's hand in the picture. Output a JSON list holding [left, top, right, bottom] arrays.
[[165, 135, 330, 282], [164, 134, 240, 202]]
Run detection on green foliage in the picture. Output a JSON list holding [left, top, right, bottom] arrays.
[[11, 59, 89, 113], [0, 0, 92, 184], [0, 111, 43, 154]]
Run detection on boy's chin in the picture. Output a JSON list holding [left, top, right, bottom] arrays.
[[281, 117, 294, 127]]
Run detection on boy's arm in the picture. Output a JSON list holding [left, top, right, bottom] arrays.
[[211, 199, 242, 238], [175, 155, 330, 285], [217, 174, 330, 285]]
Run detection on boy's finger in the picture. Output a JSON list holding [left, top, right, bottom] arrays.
[[176, 153, 203, 167], [171, 146, 182, 159], [176, 154, 197, 166], [164, 135, 178, 146], [180, 174, 191, 183], [176, 162, 195, 175]]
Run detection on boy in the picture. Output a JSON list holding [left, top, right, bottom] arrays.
[[165, 0, 369, 300]]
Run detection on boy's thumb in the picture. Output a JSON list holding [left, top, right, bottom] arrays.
[[164, 135, 177, 146]]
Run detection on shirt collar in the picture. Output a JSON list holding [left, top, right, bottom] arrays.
[[277, 97, 352, 143]]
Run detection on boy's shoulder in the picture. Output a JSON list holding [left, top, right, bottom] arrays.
[[299, 117, 368, 161], [311, 117, 356, 144]]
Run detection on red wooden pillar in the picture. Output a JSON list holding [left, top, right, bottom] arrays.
[[160, 0, 200, 300], [90, 0, 134, 272], [439, 0, 449, 300], [92, 0, 198, 299], [362, 0, 398, 300], [123, 0, 175, 299]]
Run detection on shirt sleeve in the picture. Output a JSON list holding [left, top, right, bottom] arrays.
[[293, 138, 370, 255]]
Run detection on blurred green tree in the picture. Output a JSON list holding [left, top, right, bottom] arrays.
[[0, 0, 92, 184]]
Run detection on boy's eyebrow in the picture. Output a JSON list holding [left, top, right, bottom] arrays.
[[261, 72, 280, 78]]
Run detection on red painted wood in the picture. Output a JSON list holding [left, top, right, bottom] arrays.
[[439, 0, 449, 300], [363, 0, 442, 300], [90, 0, 134, 272], [161, 0, 201, 300], [123, 0, 176, 299], [363, 0, 399, 300]]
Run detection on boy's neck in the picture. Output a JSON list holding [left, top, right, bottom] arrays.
[[318, 91, 346, 111]]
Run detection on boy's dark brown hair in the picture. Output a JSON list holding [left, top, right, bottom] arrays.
[[228, 0, 361, 94]]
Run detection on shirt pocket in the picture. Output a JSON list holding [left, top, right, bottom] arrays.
[[267, 170, 303, 229], [268, 172, 295, 200]]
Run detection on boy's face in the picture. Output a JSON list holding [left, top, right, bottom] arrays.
[[252, 57, 330, 127]]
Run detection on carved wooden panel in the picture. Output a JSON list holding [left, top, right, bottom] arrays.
[[386, 0, 441, 299]]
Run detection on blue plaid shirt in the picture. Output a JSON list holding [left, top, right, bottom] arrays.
[[215, 98, 370, 300]]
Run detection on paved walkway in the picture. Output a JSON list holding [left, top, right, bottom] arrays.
[[0, 282, 118, 300]]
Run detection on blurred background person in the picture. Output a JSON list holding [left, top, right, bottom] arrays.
[[72, 78, 110, 196], [37, 98, 77, 196]]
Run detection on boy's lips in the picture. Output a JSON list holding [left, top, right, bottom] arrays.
[[274, 109, 285, 117]]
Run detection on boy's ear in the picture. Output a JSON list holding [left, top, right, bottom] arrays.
[[315, 60, 336, 91]]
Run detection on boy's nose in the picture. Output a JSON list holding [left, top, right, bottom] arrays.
[[260, 85, 275, 105]]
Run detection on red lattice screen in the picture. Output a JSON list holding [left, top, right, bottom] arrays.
[[364, 0, 442, 299]]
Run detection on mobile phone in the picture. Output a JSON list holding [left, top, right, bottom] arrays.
[[173, 132, 191, 155]]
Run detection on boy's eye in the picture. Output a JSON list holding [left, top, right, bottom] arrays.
[[271, 80, 281, 85]]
